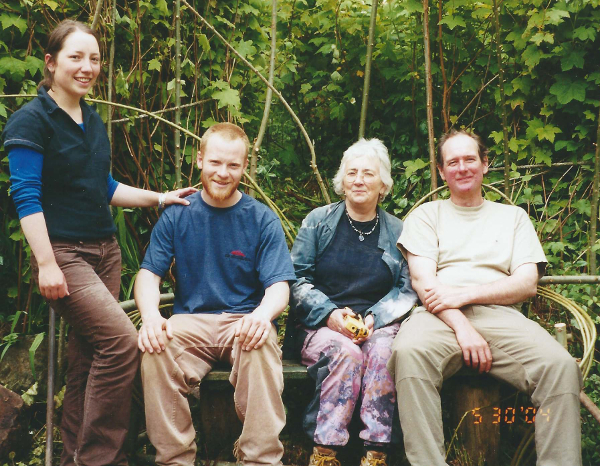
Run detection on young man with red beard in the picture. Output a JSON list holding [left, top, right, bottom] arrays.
[[134, 123, 296, 466]]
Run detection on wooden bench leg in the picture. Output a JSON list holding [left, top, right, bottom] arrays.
[[443, 373, 502, 466]]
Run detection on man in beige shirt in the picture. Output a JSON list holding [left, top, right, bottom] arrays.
[[388, 130, 582, 466]]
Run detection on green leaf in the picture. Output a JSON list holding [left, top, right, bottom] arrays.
[[148, 58, 161, 72], [439, 15, 466, 30], [572, 26, 596, 42], [522, 44, 547, 70], [403, 158, 428, 178], [24, 56, 44, 76], [197, 34, 210, 53], [29, 333, 45, 379], [537, 124, 561, 143], [300, 83, 312, 94], [155, 0, 169, 15], [549, 75, 587, 104], [402, 0, 423, 13], [573, 199, 591, 216], [331, 70, 342, 81], [548, 241, 565, 254], [532, 148, 552, 166], [560, 48, 585, 71], [44, 0, 59, 11], [530, 32, 554, 45], [9, 230, 23, 241], [235, 40, 256, 59], [212, 87, 241, 109], [21, 382, 38, 407], [545, 8, 569, 26], [0, 57, 27, 81], [10, 310, 22, 334], [583, 110, 596, 121], [0, 14, 27, 35]]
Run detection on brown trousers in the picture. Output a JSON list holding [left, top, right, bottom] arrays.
[[141, 313, 285, 466], [33, 237, 139, 466]]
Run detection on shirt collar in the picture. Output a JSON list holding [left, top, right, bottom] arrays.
[[37, 86, 93, 123]]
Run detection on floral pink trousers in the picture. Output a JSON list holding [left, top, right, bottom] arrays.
[[300, 323, 400, 446]]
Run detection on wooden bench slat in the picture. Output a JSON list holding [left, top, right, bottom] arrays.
[[204, 360, 308, 382]]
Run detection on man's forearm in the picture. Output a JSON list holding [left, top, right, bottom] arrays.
[[255, 281, 290, 320], [134, 269, 163, 321], [422, 262, 540, 314], [460, 266, 539, 306], [435, 308, 471, 333]]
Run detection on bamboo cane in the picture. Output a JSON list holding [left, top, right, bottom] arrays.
[[174, 0, 182, 189], [422, 0, 438, 197], [493, 0, 511, 198], [358, 0, 379, 139], [250, 0, 277, 198]]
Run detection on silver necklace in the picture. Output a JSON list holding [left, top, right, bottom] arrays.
[[346, 209, 379, 242]]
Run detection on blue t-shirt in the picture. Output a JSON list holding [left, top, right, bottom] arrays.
[[141, 192, 296, 315]]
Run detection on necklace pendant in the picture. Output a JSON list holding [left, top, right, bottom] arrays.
[[359, 234, 365, 241]]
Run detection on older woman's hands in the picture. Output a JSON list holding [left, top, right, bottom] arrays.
[[327, 308, 357, 340], [352, 314, 374, 345], [327, 308, 374, 344]]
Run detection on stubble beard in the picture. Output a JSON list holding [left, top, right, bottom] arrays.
[[201, 172, 240, 203]]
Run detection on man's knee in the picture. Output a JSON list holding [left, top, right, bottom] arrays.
[[388, 332, 439, 382], [543, 350, 582, 394]]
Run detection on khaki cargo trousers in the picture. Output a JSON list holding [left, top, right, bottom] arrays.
[[141, 313, 285, 466], [388, 305, 583, 466]]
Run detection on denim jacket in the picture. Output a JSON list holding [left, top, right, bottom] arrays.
[[289, 201, 417, 332]]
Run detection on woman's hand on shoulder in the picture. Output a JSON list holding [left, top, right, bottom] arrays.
[[164, 187, 198, 206], [326, 307, 357, 341], [38, 261, 69, 301]]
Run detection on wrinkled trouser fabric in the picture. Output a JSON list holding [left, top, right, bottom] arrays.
[[141, 313, 285, 466], [300, 324, 400, 446], [388, 305, 583, 466], [33, 237, 139, 466]]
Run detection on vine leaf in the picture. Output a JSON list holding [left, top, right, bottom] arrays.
[[404, 158, 428, 179], [148, 58, 161, 71], [0, 14, 27, 34], [213, 87, 241, 109], [438, 15, 466, 30], [560, 44, 585, 71], [549, 76, 587, 104]]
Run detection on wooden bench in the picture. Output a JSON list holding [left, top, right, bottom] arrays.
[[198, 360, 510, 465], [45, 276, 598, 466]]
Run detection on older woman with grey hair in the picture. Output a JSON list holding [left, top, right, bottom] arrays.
[[283, 138, 417, 466]]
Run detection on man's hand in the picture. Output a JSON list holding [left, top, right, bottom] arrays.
[[326, 307, 358, 341], [138, 313, 173, 354], [234, 308, 273, 351], [451, 317, 492, 373], [424, 284, 470, 314], [352, 314, 374, 345]]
